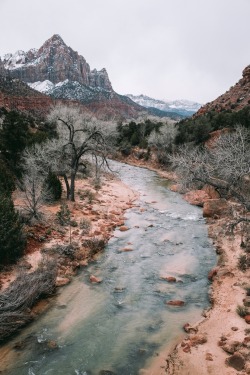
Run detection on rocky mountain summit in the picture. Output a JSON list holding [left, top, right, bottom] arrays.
[[197, 65, 250, 116], [1, 35, 145, 119], [2, 34, 112, 91]]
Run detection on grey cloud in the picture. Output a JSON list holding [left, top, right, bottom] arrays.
[[0, 0, 249, 103]]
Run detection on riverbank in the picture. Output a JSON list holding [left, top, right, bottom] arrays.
[[0, 171, 138, 334], [119, 155, 250, 374], [1, 157, 249, 375]]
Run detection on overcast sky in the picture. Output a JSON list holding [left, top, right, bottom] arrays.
[[0, 0, 250, 103]]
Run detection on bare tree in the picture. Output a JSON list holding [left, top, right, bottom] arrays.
[[21, 144, 53, 219], [170, 126, 250, 210], [48, 105, 109, 201], [148, 123, 177, 165]]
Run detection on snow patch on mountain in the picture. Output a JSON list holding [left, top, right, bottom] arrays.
[[28, 80, 55, 93], [127, 94, 202, 116], [28, 79, 113, 103]]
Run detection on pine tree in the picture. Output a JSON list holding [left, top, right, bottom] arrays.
[[0, 194, 26, 264], [43, 170, 62, 201]]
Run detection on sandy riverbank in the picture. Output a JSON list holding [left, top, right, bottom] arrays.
[[113, 154, 250, 375], [0, 171, 138, 294]]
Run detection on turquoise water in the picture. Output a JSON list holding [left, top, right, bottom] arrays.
[[0, 161, 216, 375]]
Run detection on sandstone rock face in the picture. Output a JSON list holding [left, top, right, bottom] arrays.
[[1, 35, 145, 120], [196, 64, 250, 115], [2, 34, 112, 91], [184, 190, 210, 207], [203, 199, 230, 218]]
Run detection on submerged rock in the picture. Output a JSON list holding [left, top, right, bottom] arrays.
[[89, 275, 102, 283], [119, 226, 129, 231], [161, 276, 176, 282], [166, 300, 185, 306]]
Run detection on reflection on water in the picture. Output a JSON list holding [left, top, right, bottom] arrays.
[[0, 161, 216, 375]]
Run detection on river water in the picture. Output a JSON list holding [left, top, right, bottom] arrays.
[[0, 161, 216, 375]]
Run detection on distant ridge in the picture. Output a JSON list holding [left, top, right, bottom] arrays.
[[127, 94, 202, 118]]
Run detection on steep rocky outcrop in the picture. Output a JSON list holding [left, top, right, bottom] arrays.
[[197, 65, 250, 116], [1, 35, 144, 120], [2, 34, 112, 91]]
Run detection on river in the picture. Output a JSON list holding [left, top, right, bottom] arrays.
[[0, 161, 216, 375]]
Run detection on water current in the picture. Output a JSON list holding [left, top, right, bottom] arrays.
[[0, 161, 216, 375]]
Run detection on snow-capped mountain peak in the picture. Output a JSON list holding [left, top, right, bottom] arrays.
[[127, 94, 202, 117]]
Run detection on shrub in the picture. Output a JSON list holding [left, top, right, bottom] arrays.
[[0, 194, 26, 265], [0, 159, 15, 196], [80, 218, 92, 235], [236, 305, 248, 317], [70, 220, 78, 227], [238, 254, 250, 272], [50, 244, 77, 259], [43, 171, 62, 201], [56, 204, 70, 226], [82, 237, 106, 257], [0, 257, 57, 341], [79, 189, 95, 203]]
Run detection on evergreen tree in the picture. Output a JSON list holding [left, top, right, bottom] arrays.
[[0, 194, 26, 265], [43, 170, 62, 201], [0, 158, 15, 196]]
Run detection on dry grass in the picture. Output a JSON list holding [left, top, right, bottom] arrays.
[[0, 257, 57, 341]]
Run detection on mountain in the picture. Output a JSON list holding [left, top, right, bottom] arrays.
[[127, 94, 202, 117], [1, 35, 144, 120], [2, 34, 112, 91], [196, 65, 250, 116], [174, 64, 250, 145]]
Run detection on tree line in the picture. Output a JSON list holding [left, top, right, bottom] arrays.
[[0, 104, 249, 266]]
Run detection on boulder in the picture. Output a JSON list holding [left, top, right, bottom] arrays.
[[184, 190, 210, 207], [183, 323, 198, 333], [89, 275, 102, 283], [119, 226, 129, 232], [55, 277, 70, 287], [222, 340, 241, 354], [120, 247, 133, 252], [161, 276, 177, 283], [203, 199, 230, 218], [166, 300, 185, 306], [190, 334, 207, 346], [208, 267, 219, 281], [244, 315, 250, 324], [205, 353, 213, 361], [203, 185, 220, 199], [226, 352, 245, 371], [47, 340, 58, 350], [170, 184, 182, 193]]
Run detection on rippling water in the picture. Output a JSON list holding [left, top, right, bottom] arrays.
[[0, 161, 216, 375]]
